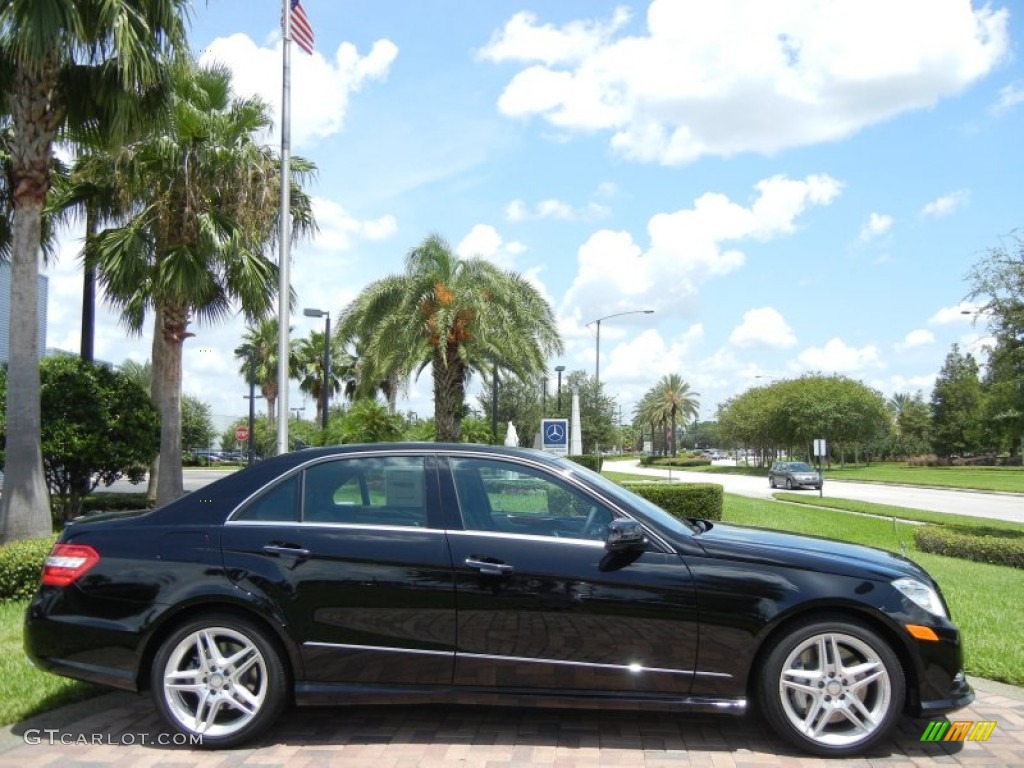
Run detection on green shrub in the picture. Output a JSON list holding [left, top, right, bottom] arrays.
[[568, 454, 603, 472], [0, 537, 56, 603], [622, 482, 723, 522], [914, 525, 1024, 570]]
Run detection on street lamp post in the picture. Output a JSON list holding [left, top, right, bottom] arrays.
[[555, 365, 566, 411], [303, 308, 331, 430], [587, 310, 655, 390]]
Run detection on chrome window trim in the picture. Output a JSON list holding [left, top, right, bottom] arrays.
[[225, 519, 445, 534], [444, 529, 605, 548]]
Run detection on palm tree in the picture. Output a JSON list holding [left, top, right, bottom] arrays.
[[338, 234, 562, 441], [652, 374, 701, 457], [236, 318, 301, 427], [886, 392, 912, 436], [0, 0, 188, 542], [91, 60, 316, 506], [294, 328, 351, 425]]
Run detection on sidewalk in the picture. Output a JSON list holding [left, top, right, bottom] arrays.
[[1, 677, 1021, 766]]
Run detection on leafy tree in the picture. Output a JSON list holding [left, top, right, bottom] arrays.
[[0, 0, 187, 542], [966, 233, 1024, 458], [324, 399, 404, 445], [0, 357, 159, 525], [560, 370, 617, 454], [478, 372, 545, 447], [181, 395, 215, 454], [338, 234, 562, 442], [931, 344, 984, 458], [91, 60, 315, 507], [717, 375, 889, 464]]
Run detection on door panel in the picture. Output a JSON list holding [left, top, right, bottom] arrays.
[[444, 456, 698, 694], [222, 454, 456, 685]]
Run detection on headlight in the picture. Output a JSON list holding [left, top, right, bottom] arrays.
[[892, 577, 947, 618]]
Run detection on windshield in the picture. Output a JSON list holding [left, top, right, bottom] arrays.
[[553, 457, 702, 536], [789, 462, 814, 471]]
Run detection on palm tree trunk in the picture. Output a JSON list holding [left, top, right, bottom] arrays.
[[432, 348, 466, 442], [0, 62, 64, 542], [0, 202, 52, 541], [80, 205, 97, 362], [147, 308, 165, 505], [155, 304, 186, 506]]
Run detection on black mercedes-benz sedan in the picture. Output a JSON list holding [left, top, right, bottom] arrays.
[[25, 444, 972, 756]]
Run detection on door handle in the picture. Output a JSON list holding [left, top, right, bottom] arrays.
[[263, 544, 311, 559], [465, 557, 514, 576]]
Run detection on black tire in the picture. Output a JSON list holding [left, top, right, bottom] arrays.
[[785, 478, 793, 490], [769, 476, 776, 488], [151, 613, 288, 748], [758, 617, 905, 757]]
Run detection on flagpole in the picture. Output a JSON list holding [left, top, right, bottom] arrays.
[[277, 0, 292, 455]]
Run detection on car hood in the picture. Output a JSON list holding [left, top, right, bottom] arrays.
[[690, 521, 926, 582]]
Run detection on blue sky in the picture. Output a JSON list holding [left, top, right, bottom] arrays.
[[45, 0, 1024, 432]]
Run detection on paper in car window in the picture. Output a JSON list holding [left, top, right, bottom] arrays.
[[385, 468, 424, 508]]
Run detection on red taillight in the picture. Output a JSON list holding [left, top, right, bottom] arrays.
[[41, 544, 100, 587]]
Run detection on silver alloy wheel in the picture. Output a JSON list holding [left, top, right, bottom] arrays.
[[777, 631, 892, 749], [161, 626, 269, 738]]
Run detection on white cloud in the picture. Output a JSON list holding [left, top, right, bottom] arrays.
[[199, 33, 398, 148], [561, 173, 842, 317], [482, 0, 1009, 165], [308, 197, 397, 253], [920, 189, 970, 218], [859, 212, 893, 242], [456, 224, 526, 269], [896, 329, 935, 350], [930, 302, 980, 325], [991, 80, 1024, 114], [796, 338, 883, 373], [729, 307, 797, 349], [504, 197, 610, 222]]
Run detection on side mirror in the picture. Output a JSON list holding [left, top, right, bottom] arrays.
[[605, 519, 647, 552]]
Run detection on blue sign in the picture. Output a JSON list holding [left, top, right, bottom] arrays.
[[541, 418, 569, 455]]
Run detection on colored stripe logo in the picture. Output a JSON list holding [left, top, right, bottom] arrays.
[[920, 720, 996, 742]]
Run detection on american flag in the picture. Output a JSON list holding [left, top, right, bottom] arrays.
[[287, 0, 315, 55]]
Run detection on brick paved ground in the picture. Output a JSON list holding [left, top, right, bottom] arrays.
[[1, 678, 1020, 767]]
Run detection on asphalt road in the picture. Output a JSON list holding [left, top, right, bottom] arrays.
[[616, 459, 1024, 524]]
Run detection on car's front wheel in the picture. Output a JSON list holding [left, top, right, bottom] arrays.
[[785, 478, 793, 490], [758, 618, 905, 757], [151, 614, 288, 748]]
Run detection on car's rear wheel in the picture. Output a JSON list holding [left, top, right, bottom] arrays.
[[769, 476, 776, 488], [785, 478, 793, 490], [758, 618, 905, 757], [151, 614, 287, 748]]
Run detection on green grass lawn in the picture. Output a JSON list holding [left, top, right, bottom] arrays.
[[0, 601, 99, 726]]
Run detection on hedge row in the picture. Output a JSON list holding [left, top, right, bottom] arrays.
[[639, 456, 712, 468], [914, 525, 1024, 570], [0, 536, 55, 604], [622, 481, 723, 522], [567, 455, 603, 472]]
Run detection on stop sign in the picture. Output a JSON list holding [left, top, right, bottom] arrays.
[[235, 426, 250, 442]]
